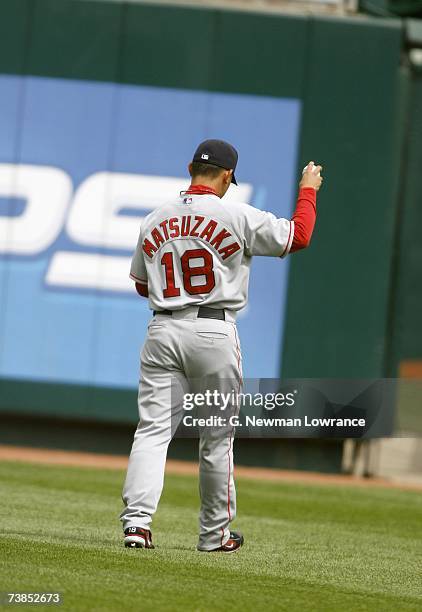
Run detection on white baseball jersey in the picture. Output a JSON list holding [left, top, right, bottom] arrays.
[[130, 192, 294, 312]]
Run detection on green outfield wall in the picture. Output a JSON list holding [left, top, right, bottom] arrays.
[[388, 60, 422, 378], [0, 0, 412, 471]]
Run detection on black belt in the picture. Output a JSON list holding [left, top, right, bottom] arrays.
[[153, 306, 225, 321]]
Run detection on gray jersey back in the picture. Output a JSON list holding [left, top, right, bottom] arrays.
[[130, 192, 293, 312]]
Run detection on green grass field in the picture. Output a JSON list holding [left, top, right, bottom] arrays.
[[0, 460, 421, 611]]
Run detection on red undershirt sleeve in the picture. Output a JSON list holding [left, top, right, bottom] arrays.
[[135, 282, 149, 298], [290, 187, 317, 253]]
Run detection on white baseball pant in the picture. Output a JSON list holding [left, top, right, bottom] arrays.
[[120, 306, 242, 550]]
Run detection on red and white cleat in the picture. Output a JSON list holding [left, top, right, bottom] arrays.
[[124, 527, 155, 549], [209, 531, 244, 553]]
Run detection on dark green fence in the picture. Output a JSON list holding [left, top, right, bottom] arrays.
[[0, 0, 413, 472]]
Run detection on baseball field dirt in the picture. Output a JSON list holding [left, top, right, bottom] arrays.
[[0, 457, 421, 611]]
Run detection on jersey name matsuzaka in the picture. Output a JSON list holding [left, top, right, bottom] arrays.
[[130, 192, 294, 312], [142, 215, 241, 261]]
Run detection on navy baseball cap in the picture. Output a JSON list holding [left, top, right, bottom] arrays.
[[192, 139, 238, 185]]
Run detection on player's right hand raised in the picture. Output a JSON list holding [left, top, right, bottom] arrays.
[[300, 161, 323, 191]]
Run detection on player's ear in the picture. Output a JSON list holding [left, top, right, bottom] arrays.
[[188, 162, 193, 177]]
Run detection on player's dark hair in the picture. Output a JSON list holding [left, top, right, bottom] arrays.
[[190, 161, 225, 179]]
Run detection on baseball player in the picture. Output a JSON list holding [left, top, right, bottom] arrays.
[[120, 139, 322, 552]]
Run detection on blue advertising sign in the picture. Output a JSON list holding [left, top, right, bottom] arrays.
[[0, 75, 301, 388]]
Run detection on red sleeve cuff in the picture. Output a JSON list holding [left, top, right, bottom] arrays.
[[130, 272, 148, 283]]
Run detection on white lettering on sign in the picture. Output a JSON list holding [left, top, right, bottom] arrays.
[[0, 164, 72, 255], [0, 164, 253, 293]]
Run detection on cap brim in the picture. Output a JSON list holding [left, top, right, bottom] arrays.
[[231, 172, 238, 185]]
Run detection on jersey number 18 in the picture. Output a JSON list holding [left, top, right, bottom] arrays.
[[161, 248, 215, 297]]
